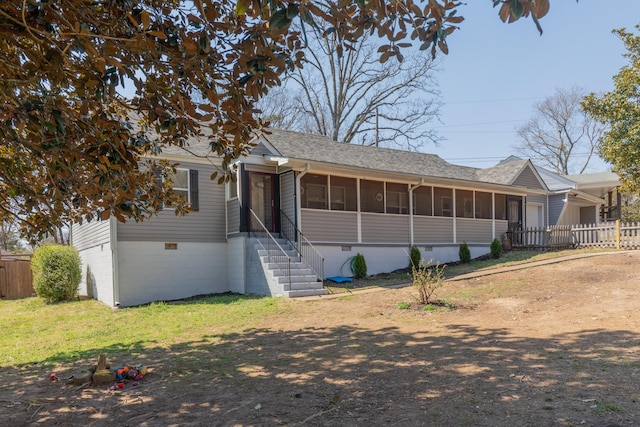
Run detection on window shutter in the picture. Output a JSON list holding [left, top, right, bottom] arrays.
[[189, 169, 199, 211], [153, 167, 162, 187]]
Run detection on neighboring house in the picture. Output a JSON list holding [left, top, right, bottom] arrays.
[[564, 172, 621, 224], [71, 129, 615, 307]]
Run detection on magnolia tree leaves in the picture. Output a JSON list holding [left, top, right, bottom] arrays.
[[0, 0, 551, 240], [583, 26, 640, 194]]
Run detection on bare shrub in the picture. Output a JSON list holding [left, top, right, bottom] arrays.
[[411, 258, 446, 305]]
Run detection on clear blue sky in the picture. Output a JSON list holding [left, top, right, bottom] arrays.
[[432, 0, 640, 172]]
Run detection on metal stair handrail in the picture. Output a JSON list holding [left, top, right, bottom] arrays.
[[249, 209, 291, 287], [279, 211, 324, 280]]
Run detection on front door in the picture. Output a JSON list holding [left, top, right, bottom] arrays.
[[249, 172, 274, 231], [507, 195, 523, 245], [507, 196, 523, 231]]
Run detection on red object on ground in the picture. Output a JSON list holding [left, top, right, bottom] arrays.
[[117, 383, 124, 389], [49, 373, 58, 381]]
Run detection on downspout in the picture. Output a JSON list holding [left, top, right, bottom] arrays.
[[409, 178, 425, 246], [546, 194, 549, 227], [110, 216, 120, 308], [296, 163, 311, 232], [357, 178, 362, 243]]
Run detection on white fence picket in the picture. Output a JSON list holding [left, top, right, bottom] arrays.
[[507, 221, 640, 250]]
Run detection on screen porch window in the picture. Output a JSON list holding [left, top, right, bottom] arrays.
[[412, 185, 433, 216], [360, 179, 384, 213], [456, 189, 474, 218], [301, 173, 328, 209], [475, 191, 493, 219], [386, 183, 409, 214], [330, 176, 357, 211], [495, 194, 507, 220], [434, 187, 453, 217]]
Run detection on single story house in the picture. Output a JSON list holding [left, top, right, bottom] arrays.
[[71, 129, 617, 307]]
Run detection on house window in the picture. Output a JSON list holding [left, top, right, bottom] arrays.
[[361, 179, 384, 213], [166, 168, 199, 211], [475, 191, 492, 219], [413, 185, 433, 216], [456, 189, 474, 218], [301, 173, 328, 209], [386, 183, 409, 214], [173, 168, 189, 201], [495, 194, 507, 220], [434, 187, 453, 217], [330, 176, 357, 211]]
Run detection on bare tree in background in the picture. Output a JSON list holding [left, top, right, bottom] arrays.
[[0, 202, 25, 252], [256, 86, 300, 130], [257, 28, 441, 149], [514, 87, 604, 175]]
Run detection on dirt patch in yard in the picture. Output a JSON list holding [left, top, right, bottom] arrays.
[[2, 251, 640, 426]]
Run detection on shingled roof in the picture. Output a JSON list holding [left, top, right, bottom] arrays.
[[260, 129, 527, 187]]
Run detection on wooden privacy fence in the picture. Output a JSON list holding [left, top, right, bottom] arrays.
[[507, 221, 640, 251], [0, 256, 34, 299]]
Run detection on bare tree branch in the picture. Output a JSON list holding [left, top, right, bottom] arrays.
[[257, 26, 442, 150], [514, 87, 604, 175]]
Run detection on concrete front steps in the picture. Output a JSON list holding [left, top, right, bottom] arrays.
[[254, 239, 327, 297]]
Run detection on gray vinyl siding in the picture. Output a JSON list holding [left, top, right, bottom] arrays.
[[251, 142, 273, 156], [227, 199, 240, 234], [456, 219, 493, 243], [118, 161, 226, 242], [413, 216, 454, 243], [548, 194, 565, 226], [362, 214, 410, 244], [513, 166, 545, 190], [280, 170, 296, 222], [527, 194, 547, 225], [580, 206, 597, 224], [301, 210, 358, 242], [72, 219, 111, 251]]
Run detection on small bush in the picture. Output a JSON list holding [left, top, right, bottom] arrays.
[[409, 245, 421, 268], [459, 242, 471, 263], [490, 238, 503, 259], [352, 253, 367, 279], [31, 245, 81, 303], [411, 258, 446, 305], [396, 301, 411, 310]]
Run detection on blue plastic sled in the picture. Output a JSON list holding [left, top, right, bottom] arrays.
[[326, 276, 354, 284]]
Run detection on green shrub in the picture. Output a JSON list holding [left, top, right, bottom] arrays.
[[409, 245, 421, 268], [490, 238, 503, 259], [411, 258, 446, 304], [459, 242, 471, 263], [396, 301, 411, 310], [31, 245, 81, 303], [352, 253, 367, 279]]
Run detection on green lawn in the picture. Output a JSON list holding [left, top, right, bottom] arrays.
[[1, 248, 613, 367], [0, 294, 288, 367]]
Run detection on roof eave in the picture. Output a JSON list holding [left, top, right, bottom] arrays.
[[281, 157, 530, 195]]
